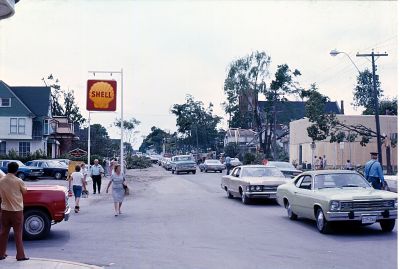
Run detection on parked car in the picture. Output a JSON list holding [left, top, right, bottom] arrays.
[[171, 155, 197, 174], [0, 160, 43, 181], [25, 160, 68, 180], [52, 159, 70, 168], [276, 170, 398, 233], [221, 165, 288, 204], [267, 161, 302, 178], [224, 158, 242, 167], [161, 157, 172, 170], [385, 174, 398, 193], [199, 159, 225, 173], [150, 154, 162, 164], [22, 185, 70, 239]]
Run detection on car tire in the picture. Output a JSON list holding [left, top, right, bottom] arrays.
[[172, 170, 175, 174], [226, 188, 233, 199], [286, 201, 298, 220], [17, 172, 26, 181], [380, 219, 396, 232], [23, 209, 51, 240], [241, 192, 250, 204], [219, 170, 222, 173], [316, 208, 331, 234], [54, 172, 62, 180], [192, 170, 196, 174]]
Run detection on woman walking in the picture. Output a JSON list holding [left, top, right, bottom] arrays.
[[106, 164, 126, 216], [68, 165, 87, 213]]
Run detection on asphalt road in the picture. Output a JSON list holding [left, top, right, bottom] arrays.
[[9, 166, 397, 269]]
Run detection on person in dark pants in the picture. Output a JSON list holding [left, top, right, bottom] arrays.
[[0, 162, 29, 261], [225, 156, 232, 175], [364, 152, 385, 190], [90, 159, 104, 194]]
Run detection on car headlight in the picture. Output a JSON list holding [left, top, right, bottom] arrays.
[[256, 186, 261, 191], [330, 200, 341, 211], [394, 199, 398, 209]]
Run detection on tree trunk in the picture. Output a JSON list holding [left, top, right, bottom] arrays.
[[386, 145, 393, 175]]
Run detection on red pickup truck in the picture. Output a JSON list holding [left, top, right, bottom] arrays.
[[0, 183, 71, 240]]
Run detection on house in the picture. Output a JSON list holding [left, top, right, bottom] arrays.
[[0, 81, 76, 158], [224, 128, 258, 152], [289, 115, 398, 170]]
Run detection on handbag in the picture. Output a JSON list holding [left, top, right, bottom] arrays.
[[123, 178, 129, 196], [81, 190, 89, 198]]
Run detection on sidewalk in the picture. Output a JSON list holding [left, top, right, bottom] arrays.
[[2, 257, 103, 269]]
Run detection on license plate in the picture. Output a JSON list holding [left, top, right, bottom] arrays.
[[362, 215, 377, 224]]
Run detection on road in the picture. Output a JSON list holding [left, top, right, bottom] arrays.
[[12, 166, 397, 269]]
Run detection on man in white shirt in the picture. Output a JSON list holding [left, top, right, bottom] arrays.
[[90, 159, 104, 194]]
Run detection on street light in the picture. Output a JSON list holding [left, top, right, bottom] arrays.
[[329, 49, 361, 73], [0, 0, 19, 20]]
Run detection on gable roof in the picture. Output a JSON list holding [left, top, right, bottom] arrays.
[[258, 100, 342, 124], [0, 81, 33, 116], [10, 86, 51, 117]]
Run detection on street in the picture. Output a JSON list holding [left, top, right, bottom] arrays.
[[7, 166, 395, 269]]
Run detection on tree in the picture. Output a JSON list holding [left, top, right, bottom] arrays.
[[223, 51, 271, 130], [263, 64, 301, 158], [42, 74, 85, 126], [223, 143, 240, 158], [171, 95, 221, 152], [114, 117, 141, 146], [363, 97, 397, 115], [352, 69, 383, 114], [139, 127, 169, 153]]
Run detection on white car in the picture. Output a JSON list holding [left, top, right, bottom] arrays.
[[385, 174, 398, 193]]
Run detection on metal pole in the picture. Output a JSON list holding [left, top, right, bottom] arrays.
[[356, 50, 388, 164], [120, 68, 124, 171], [88, 111, 91, 165]]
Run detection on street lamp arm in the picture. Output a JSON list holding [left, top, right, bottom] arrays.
[[330, 50, 361, 74]]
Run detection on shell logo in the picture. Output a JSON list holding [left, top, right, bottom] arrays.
[[87, 80, 117, 111]]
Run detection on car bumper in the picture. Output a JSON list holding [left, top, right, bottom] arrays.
[[64, 207, 71, 221], [244, 191, 277, 199], [203, 167, 224, 171], [176, 167, 196, 172], [326, 209, 397, 221], [29, 172, 44, 177]]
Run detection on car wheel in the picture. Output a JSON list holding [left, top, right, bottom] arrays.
[[380, 219, 396, 232], [54, 172, 62, 180], [241, 191, 250, 204], [172, 170, 175, 174], [226, 188, 233, 199], [192, 170, 196, 174], [17, 172, 26, 181], [220, 170, 223, 173], [286, 201, 297, 220], [23, 209, 51, 240], [316, 208, 331, 234]]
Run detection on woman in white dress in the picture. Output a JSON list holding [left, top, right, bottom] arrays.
[[106, 164, 126, 216]]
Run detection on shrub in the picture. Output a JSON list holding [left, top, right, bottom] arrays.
[[126, 155, 152, 169], [243, 152, 264, 165]]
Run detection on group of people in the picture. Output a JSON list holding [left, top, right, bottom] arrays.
[[67, 159, 129, 217], [314, 155, 327, 170]]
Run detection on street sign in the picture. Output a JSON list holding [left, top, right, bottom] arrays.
[[68, 148, 88, 158], [87, 80, 117, 111]]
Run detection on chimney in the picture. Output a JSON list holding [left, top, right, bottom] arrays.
[[340, 100, 344, 114]]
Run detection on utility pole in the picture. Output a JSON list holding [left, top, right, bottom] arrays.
[[356, 50, 388, 164]]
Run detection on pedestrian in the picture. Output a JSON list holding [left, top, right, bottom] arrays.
[[313, 156, 319, 170], [106, 164, 127, 216], [68, 165, 87, 213], [345, 160, 352, 170], [0, 162, 29, 261], [90, 159, 104, 194], [319, 157, 324, 170], [364, 152, 385, 189], [322, 155, 327, 169], [225, 156, 232, 175]]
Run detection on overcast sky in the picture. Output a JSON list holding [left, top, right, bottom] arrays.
[[0, 0, 397, 148]]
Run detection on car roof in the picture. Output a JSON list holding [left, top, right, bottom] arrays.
[[236, 165, 277, 168], [300, 170, 358, 176]]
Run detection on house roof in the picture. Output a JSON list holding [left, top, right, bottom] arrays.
[[258, 100, 342, 124], [226, 128, 256, 137], [10, 86, 51, 117]]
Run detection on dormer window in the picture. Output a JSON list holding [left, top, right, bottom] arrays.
[[0, 98, 11, 107]]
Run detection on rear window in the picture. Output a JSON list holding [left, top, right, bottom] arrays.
[[241, 167, 284, 177], [205, 160, 221, 164]]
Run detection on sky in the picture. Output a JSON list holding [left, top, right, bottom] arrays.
[[0, 0, 397, 149]]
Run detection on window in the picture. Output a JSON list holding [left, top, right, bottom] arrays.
[[0, 98, 11, 107], [10, 118, 17, 134], [295, 176, 304, 188], [299, 176, 312, 190], [44, 119, 50, 135], [18, 118, 26, 134], [19, 142, 30, 157], [0, 141, 5, 155]]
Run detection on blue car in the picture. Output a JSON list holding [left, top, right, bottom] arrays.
[[25, 160, 68, 180], [0, 160, 44, 181]]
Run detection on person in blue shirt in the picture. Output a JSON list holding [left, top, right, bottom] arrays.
[[364, 152, 385, 190]]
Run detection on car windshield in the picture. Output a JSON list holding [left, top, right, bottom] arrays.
[[269, 162, 295, 169], [205, 160, 221, 164], [314, 173, 371, 189], [176, 156, 193, 162], [47, 161, 64, 167], [232, 158, 240, 162], [4, 160, 25, 167], [241, 167, 284, 177]]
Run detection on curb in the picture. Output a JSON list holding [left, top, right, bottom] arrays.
[[2, 257, 103, 268]]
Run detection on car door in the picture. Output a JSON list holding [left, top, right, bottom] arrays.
[[223, 167, 236, 192], [231, 167, 243, 194], [294, 175, 314, 219]]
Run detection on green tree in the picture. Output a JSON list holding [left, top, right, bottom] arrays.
[[352, 69, 383, 114], [139, 127, 169, 153], [114, 117, 141, 146], [171, 95, 221, 152], [363, 97, 397, 115], [223, 142, 240, 158], [223, 51, 271, 130]]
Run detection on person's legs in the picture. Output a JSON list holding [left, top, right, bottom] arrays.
[[11, 211, 26, 260], [119, 202, 122, 214], [92, 176, 97, 194], [0, 211, 12, 258], [97, 177, 102, 194], [114, 202, 119, 215]]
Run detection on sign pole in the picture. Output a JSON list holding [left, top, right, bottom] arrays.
[[120, 68, 124, 171], [88, 111, 91, 165]]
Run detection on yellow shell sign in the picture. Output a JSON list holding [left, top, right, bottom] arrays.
[[87, 80, 117, 111]]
